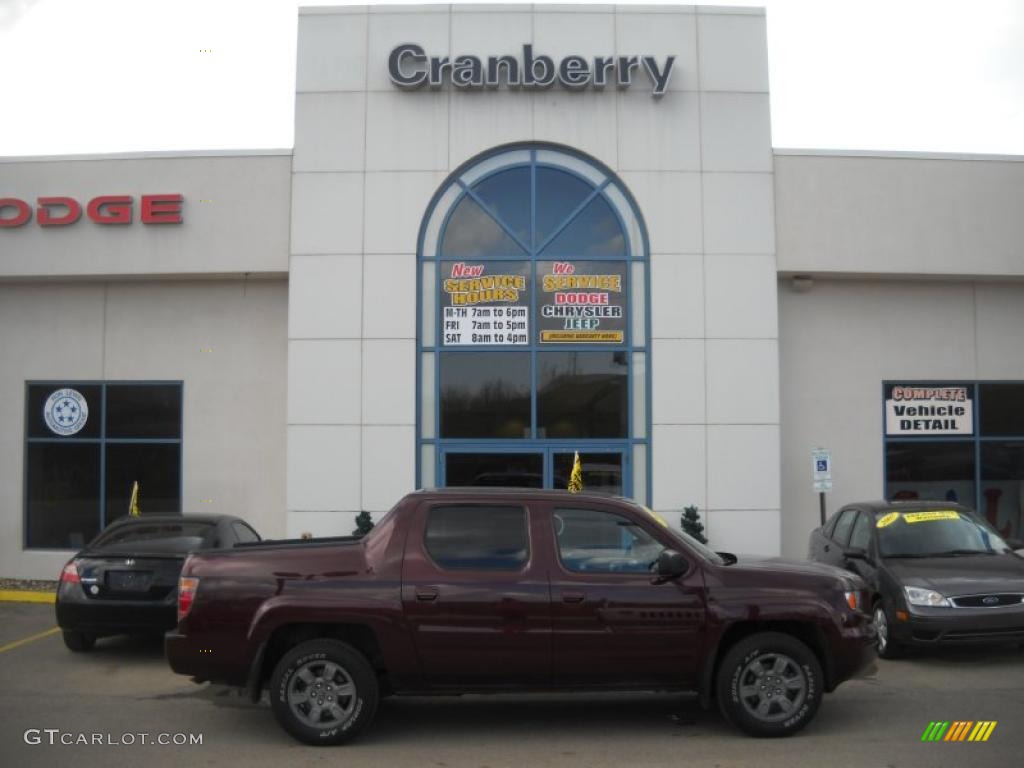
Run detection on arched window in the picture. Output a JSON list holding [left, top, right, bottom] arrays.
[[417, 144, 651, 503]]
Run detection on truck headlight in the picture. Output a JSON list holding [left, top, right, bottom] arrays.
[[904, 586, 951, 608]]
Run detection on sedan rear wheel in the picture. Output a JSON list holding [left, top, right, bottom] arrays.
[[62, 630, 95, 652]]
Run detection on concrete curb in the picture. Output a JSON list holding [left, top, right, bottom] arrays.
[[0, 590, 56, 604]]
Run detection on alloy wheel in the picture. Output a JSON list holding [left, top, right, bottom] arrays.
[[874, 605, 889, 654], [287, 659, 357, 729], [736, 652, 808, 723]]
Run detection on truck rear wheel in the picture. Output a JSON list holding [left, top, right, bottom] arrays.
[[715, 632, 823, 737], [269, 639, 378, 746]]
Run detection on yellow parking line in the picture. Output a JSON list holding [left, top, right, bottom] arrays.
[[0, 590, 56, 604], [0, 626, 61, 654]]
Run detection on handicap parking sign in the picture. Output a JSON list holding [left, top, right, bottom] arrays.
[[812, 449, 832, 493]]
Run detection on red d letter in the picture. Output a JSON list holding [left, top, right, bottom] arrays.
[[0, 198, 32, 227], [37, 197, 83, 226], [87, 195, 133, 224], [141, 194, 183, 224]]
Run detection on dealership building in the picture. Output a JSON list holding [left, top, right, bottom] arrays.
[[2, 4, 1023, 580]]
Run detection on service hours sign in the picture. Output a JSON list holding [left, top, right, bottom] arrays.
[[441, 261, 530, 346]]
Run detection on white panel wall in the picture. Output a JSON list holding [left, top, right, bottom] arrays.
[[288, 5, 778, 552], [775, 153, 1024, 278], [0, 279, 288, 580]]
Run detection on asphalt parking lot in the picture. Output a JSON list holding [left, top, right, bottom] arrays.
[[1, 602, 1021, 768]]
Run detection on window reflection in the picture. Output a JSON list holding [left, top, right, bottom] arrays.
[[440, 196, 526, 257], [445, 453, 544, 488], [542, 194, 626, 257], [537, 352, 628, 438], [885, 442, 975, 505], [471, 167, 531, 246], [980, 383, 1024, 436], [552, 452, 623, 495], [535, 167, 595, 248], [440, 352, 531, 438], [981, 441, 1024, 540]]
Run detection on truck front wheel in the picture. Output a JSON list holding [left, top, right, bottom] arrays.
[[269, 639, 379, 746], [715, 632, 823, 737]]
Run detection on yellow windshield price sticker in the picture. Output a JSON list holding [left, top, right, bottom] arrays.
[[876, 512, 901, 528], [643, 506, 670, 528], [903, 510, 960, 524]]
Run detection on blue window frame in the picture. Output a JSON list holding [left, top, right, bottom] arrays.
[[882, 380, 1024, 541], [417, 144, 651, 502], [24, 380, 184, 549]]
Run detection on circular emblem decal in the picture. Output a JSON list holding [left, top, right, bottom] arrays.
[[43, 388, 89, 436]]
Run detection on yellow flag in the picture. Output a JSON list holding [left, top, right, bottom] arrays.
[[568, 452, 583, 494], [129, 480, 141, 517]]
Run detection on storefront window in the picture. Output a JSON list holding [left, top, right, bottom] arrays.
[[883, 381, 1024, 540], [419, 145, 650, 501], [884, 441, 975, 505], [537, 352, 628, 438], [24, 381, 183, 549], [439, 352, 531, 438]]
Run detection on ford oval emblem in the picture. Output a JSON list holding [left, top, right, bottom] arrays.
[[982, 595, 999, 606], [125, 558, 135, 567]]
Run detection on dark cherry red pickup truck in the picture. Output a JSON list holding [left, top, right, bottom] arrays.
[[166, 489, 875, 744]]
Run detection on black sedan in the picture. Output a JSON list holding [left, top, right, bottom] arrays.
[[56, 514, 261, 651], [809, 501, 1024, 658]]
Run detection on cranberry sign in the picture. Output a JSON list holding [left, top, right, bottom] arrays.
[[0, 194, 184, 228]]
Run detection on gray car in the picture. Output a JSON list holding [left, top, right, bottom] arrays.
[[808, 501, 1024, 658]]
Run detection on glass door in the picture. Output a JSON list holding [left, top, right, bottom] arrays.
[[443, 450, 544, 488], [440, 446, 627, 495], [550, 450, 626, 496]]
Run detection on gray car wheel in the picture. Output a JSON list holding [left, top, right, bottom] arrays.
[[873, 601, 903, 659]]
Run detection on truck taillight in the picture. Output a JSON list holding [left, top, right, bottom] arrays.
[[178, 577, 200, 622], [60, 561, 81, 584], [844, 590, 862, 611]]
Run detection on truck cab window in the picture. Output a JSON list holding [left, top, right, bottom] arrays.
[[554, 508, 663, 573], [424, 505, 529, 570]]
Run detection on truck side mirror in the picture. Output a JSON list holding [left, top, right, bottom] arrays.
[[655, 549, 688, 580]]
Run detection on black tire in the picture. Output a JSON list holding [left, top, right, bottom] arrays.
[[62, 630, 95, 652], [873, 600, 904, 660], [269, 639, 378, 746], [716, 632, 823, 737]]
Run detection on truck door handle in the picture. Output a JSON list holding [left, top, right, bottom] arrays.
[[562, 591, 585, 603], [415, 587, 439, 601], [824, 544, 831, 553]]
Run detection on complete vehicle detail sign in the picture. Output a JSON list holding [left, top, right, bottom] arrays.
[[884, 385, 973, 436], [442, 261, 529, 346]]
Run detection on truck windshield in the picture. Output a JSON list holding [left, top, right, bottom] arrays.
[[637, 505, 726, 565]]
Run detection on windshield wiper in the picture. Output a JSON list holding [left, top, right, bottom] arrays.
[[930, 549, 996, 557], [883, 553, 934, 559]]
